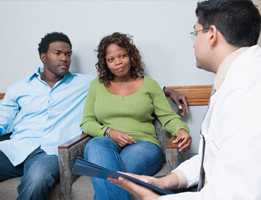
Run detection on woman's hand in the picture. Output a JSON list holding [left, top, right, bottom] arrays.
[[108, 129, 136, 147], [168, 129, 191, 152]]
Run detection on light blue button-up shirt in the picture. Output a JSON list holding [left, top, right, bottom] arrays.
[[0, 68, 94, 166]]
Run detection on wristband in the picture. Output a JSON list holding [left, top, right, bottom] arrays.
[[104, 127, 111, 137], [163, 86, 169, 96]]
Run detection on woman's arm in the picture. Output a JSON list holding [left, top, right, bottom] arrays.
[[150, 79, 191, 151], [80, 80, 107, 136]]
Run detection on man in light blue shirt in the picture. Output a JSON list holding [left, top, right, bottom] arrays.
[[0, 32, 93, 200]]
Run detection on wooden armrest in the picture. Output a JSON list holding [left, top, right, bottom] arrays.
[[165, 148, 178, 170], [58, 134, 89, 149], [58, 133, 91, 200], [168, 85, 212, 106]]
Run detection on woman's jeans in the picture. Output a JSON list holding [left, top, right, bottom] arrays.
[[84, 137, 164, 200]]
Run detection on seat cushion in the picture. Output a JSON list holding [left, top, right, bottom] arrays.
[[0, 177, 94, 200], [72, 176, 93, 200], [0, 177, 60, 200]]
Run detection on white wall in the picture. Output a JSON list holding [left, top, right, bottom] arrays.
[[0, 0, 213, 90], [0, 0, 214, 156]]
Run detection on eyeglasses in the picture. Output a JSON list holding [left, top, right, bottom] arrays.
[[190, 29, 204, 36], [190, 27, 209, 40]]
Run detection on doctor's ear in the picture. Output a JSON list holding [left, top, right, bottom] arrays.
[[40, 53, 47, 64], [208, 25, 218, 47]]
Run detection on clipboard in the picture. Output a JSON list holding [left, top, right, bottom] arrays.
[[72, 158, 173, 195]]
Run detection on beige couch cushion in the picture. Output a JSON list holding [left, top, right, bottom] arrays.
[[0, 177, 59, 200], [71, 176, 93, 200], [0, 176, 94, 200]]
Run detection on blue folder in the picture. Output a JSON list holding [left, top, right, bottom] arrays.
[[72, 158, 173, 195]]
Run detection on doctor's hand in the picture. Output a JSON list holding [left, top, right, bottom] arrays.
[[109, 173, 160, 200], [107, 128, 136, 147], [168, 129, 191, 152]]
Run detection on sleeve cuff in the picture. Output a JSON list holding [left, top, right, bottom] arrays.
[[171, 155, 200, 188], [174, 170, 188, 188], [0, 126, 5, 135], [173, 124, 190, 136]]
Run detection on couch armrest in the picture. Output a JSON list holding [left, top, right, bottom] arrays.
[[154, 121, 178, 176], [58, 134, 91, 200], [165, 148, 178, 170]]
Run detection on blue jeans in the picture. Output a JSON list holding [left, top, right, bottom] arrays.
[[0, 148, 59, 200], [84, 137, 165, 200]]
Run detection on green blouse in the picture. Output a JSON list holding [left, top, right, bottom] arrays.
[[80, 76, 189, 146]]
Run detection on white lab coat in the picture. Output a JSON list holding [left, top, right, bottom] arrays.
[[159, 45, 261, 200]]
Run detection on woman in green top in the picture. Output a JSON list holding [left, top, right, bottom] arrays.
[[80, 32, 191, 200]]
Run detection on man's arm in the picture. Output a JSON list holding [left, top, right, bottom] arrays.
[[163, 86, 188, 117], [0, 89, 19, 135]]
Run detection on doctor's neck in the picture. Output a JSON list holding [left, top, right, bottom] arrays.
[[211, 44, 239, 73]]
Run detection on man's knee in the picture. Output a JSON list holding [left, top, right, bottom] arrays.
[[21, 155, 59, 190], [22, 164, 59, 190]]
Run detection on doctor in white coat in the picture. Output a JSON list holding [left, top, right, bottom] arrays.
[[110, 0, 261, 199]]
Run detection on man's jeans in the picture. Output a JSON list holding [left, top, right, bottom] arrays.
[[84, 137, 165, 200], [0, 148, 59, 200]]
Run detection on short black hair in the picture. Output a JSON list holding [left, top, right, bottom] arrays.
[[38, 32, 72, 55], [196, 0, 261, 47]]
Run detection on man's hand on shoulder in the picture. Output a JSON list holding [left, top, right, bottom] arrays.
[[163, 86, 189, 117]]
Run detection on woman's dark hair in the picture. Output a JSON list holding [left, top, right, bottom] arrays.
[[96, 32, 144, 84]]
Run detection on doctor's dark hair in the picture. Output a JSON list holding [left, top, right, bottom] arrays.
[[196, 0, 261, 47], [96, 32, 144, 84], [38, 32, 72, 55]]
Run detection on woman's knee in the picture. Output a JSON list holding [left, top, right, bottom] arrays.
[[84, 137, 118, 158], [121, 141, 164, 175], [83, 137, 124, 170]]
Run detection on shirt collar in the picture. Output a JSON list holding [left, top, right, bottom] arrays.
[[26, 67, 74, 83], [214, 47, 248, 91], [27, 67, 42, 82]]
